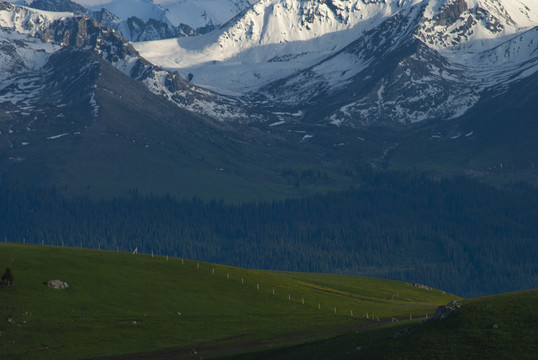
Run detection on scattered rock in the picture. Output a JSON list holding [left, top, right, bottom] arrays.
[[46, 280, 69, 289], [408, 282, 433, 290]]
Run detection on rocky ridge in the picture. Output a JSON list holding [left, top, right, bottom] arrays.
[[0, 2, 257, 122]]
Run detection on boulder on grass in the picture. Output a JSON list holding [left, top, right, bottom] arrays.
[[47, 280, 69, 290]]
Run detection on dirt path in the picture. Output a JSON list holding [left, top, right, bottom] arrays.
[[87, 317, 424, 360]]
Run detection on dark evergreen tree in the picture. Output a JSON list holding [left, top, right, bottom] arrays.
[[2, 268, 13, 286]]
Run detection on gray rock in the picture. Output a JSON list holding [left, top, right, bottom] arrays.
[[47, 280, 69, 289], [432, 300, 460, 320]]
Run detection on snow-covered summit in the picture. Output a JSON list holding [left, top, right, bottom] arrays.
[[418, 0, 538, 51], [5, 0, 256, 32], [133, 0, 420, 93], [0, 1, 72, 35], [153, 0, 254, 29], [133, 0, 537, 96], [2, 0, 537, 127]]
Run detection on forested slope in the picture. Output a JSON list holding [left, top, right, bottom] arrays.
[[1, 170, 537, 297]]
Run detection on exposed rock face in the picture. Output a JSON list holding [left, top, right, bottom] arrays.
[[432, 300, 460, 320], [47, 280, 69, 289], [121, 16, 197, 42], [91, 7, 121, 29], [0, 2, 14, 11], [436, 0, 468, 26], [41, 17, 139, 60], [30, 0, 91, 16]]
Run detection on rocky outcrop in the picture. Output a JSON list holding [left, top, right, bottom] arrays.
[[436, 0, 468, 26], [121, 16, 197, 42], [432, 300, 461, 320], [30, 0, 91, 16], [47, 280, 69, 289], [409, 282, 433, 290], [392, 300, 461, 338], [41, 17, 140, 60]]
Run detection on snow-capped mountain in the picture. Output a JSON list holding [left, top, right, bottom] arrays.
[[12, 0, 198, 41], [133, 0, 538, 126], [1, 0, 537, 197], [2, 0, 537, 128], [134, 0, 407, 94], [79, 0, 256, 33], [152, 0, 255, 31], [0, 2, 258, 124], [24, 0, 90, 15], [116, 16, 197, 42], [49, 0, 255, 33]]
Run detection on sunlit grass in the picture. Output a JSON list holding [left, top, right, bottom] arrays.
[[0, 243, 458, 359]]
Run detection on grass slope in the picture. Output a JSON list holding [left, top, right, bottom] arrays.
[[375, 289, 538, 359], [227, 290, 538, 360], [0, 243, 457, 359]]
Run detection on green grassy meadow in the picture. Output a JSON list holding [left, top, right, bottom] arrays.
[[375, 289, 538, 359], [0, 243, 457, 359], [224, 290, 538, 360]]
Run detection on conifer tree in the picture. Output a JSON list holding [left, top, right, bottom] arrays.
[[1, 268, 13, 286]]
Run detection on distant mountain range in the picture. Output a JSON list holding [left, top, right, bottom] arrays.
[[11, 0, 254, 37], [131, 0, 538, 127], [1, 0, 537, 196], [6, 0, 537, 124]]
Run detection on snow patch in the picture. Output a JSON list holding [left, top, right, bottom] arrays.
[[47, 133, 69, 140]]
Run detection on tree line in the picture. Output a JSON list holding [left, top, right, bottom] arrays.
[[1, 170, 537, 297]]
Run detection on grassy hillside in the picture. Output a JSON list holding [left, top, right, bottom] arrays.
[[0, 52, 350, 203], [226, 290, 538, 360], [0, 243, 457, 359], [376, 289, 538, 359]]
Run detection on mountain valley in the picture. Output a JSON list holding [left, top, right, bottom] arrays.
[[1, 1, 537, 358]]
